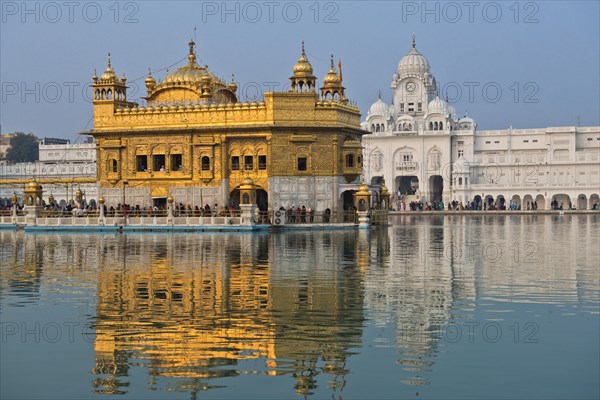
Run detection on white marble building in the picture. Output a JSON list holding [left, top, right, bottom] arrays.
[[362, 36, 600, 210], [0, 142, 98, 206]]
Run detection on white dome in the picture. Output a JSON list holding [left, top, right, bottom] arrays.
[[398, 47, 430, 78], [454, 155, 470, 171], [458, 116, 475, 124], [368, 97, 389, 118], [428, 96, 448, 116]]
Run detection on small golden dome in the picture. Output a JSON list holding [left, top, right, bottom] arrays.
[[322, 55, 341, 85], [292, 41, 315, 77], [27, 181, 38, 189], [98, 196, 105, 205], [243, 177, 254, 185], [100, 53, 118, 81], [167, 195, 174, 204], [228, 75, 238, 93], [357, 181, 370, 194], [380, 180, 389, 196], [145, 68, 156, 88]]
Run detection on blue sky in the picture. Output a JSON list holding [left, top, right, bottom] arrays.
[[1, 0, 599, 142]]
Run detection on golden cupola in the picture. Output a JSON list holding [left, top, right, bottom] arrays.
[[99, 53, 118, 82], [145, 39, 237, 105], [290, 41, 316, 93], [144, 68, 156, 95], [228, 75, 238, 94], [92, 53, 130, 105], [320, 55, 345, 102]]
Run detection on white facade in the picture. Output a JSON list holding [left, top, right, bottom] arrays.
[[0, 142, 98, 206], [362, 37, 600, 210]]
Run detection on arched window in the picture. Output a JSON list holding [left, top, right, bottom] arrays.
[[371, 124, 375, 132], [107, 89, 112, 100], [346, 154, 354, 168], [375, 125, 380, 132], [95, 89, 100, 100], [429, 122, 433, 131], [434, 122, 438, 130], [201, 156, 210, 171], [439, 121, 443, 130], [110, 159, 118, 173], [459, 177, 463, 186]]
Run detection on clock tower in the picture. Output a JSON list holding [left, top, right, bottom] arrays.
[[390, 35, 437, 125]]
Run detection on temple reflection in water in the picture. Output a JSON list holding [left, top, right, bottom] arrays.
[[0, 214, 597, 398], [90, 232, 367, 397]]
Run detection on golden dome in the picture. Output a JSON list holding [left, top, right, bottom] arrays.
[[292, 41, 315, 77], [145, 68, 156, 89], [380, 180, 389, 196], [228, 75, 238, 93], [98, 196, 105, 205], [163, 39, 221, 86], [27, 181, 38, 189], [357, 181, 370, 194], [322, 55, 341, 85], [100, 53, 118, 81]]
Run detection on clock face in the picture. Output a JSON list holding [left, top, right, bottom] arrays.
[[406, 82, 416, 92]]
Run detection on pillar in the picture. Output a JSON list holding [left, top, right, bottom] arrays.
[[355, 182, 371, 229]]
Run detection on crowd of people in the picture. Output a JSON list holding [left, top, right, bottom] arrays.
[[278, 205, 333, 223], [394, 198, 541, 211]]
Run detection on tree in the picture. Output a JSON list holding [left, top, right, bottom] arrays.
[[6, 133, 39, 163]]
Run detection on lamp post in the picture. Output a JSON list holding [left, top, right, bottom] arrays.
[[122, 181, 128, 207]]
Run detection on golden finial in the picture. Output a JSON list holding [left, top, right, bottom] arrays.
[[188, 38, 197, 63], [107, 52, 111, 68], [378, 89, 381, 99], [330, 54, 334, 69], [148, 67, 152, 76], [301, 40, 305, 56], [412, 33, 416, 48]]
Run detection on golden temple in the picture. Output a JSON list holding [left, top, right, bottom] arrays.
[[86, 40, 365, 212]]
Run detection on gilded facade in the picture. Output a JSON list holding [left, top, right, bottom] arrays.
[[86, 40, 365, 212]]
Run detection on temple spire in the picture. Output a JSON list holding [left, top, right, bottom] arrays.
[[412, 33, 416, 48], [188, 38, 197, 64]]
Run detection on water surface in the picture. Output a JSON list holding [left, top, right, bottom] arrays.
[[1, 215, 599, 399]]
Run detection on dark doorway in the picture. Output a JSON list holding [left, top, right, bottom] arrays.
[[395, 176, 419, 195], [429, 175, 443, 203], [342, 190, 356, 211], [153, 197, 167, 209], [256, 189, 268, 211]]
